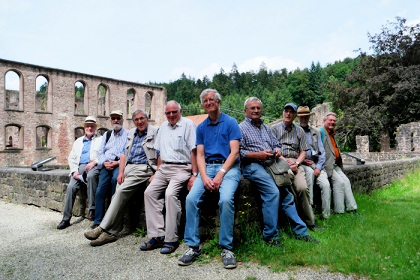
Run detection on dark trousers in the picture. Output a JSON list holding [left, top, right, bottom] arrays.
[[93, 167, 119, 225]]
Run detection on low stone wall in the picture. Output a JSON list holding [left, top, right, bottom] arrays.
[[1, 157, 419, 237]]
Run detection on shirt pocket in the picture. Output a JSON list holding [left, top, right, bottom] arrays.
[[219, 132, 229, 147]]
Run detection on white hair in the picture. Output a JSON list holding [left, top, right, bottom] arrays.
[[244, 97, 263, 109], [200, 89, 221, 105], [323, 112, 337, 120]]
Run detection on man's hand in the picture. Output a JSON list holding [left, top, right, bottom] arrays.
[[202, 175, 215, 192], [85, 162, 96, 172], [284, 158, 298, 173], [212, 172, 224, 191], [314, 168, 321, 178], [260, 150, 276, 160], [187, 175, 197, 191], [117, 173, 124, 184], [302, 159, 314, 166], [149, 174, 155, 183], [275, 148, 282, 159], [72, 171, 80, 180], [104, 161, 118, 170]]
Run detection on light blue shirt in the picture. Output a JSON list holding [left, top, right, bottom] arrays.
[[97, 129, 128, 169], [79, 135, 92, 164]]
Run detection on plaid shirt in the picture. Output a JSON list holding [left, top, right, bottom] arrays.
[[126, 128, 148, 164], [239, 117, 280, 162], [271, 121, 310, 159]]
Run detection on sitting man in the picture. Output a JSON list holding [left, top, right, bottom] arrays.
[[84, 109, 159, 246], [57, 116, 102, 230], [239, 97, 318, 246], [271, 103, 320, 231], [178, 89, 242, 269], [141, 101, 197, 254], [321, 112, 360, 215], [297, 106, 331, 219], [92, 110, 129, 229]]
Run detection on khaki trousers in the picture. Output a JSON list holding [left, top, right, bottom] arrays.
[[285, 158, 314, 226], [330, 165, 357, 213], [301, 165, 331, 219], [100, 164, 153, 235], [144, 163, 192, 243]]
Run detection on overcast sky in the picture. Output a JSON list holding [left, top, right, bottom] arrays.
[[1, 0, 419, 84]]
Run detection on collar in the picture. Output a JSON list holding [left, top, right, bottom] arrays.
[[113, 129, 125, 136], [281, 121, 295, 131], [301, 125, 311, 132], [325, 127, 335, 136], [167, 117, 183, 128], [205, 112, 224, 126], [135, 126, 148, 137], [245, 117, 263, 127], [83, 135, 94, 142]]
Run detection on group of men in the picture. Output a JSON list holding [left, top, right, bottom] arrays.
[[57, 88, 359, 270]]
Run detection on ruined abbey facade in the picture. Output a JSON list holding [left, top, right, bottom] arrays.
[[0, 59, 167, 167]]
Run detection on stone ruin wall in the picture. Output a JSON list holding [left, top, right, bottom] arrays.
[[0, 58, 167, 167]]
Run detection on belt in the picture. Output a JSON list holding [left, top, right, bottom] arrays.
[[241, 160, 263, 167], [206, 160, 225, 164], [163, 162, 188, 165]]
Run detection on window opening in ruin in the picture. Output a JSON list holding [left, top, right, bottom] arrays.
[[97, 128, 109, 136], [74, 127, 85, 140], [127, 89, 135, 118], [74, 81, 86, 115], [5, 70, 22, 110], [35, 75, 48, 111], [145, 91, 153, 120], [5, 124, 23, 149], [36, 126, 51, 149], [97, 84, 109, 117]]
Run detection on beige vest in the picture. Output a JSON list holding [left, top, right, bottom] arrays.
[[124, 125, 158, 171], [321, 127, 343, 177]]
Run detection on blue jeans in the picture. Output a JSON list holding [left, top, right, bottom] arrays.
[[184, 163, 241, 250], [242, 163, 307, 238], [94, 167, 119, 225]]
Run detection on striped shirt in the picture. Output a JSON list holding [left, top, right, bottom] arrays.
[[97, 128, 128, 169], [239, 117, 280, 162], [126, 128, 148, 164], [271, 121, 310, 159], [154, 117, 196, 163]]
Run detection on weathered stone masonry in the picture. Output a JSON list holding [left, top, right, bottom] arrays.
[[0, 58, 167, 167]]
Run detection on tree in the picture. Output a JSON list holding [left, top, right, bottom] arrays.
[[329, 17, 420, 151]]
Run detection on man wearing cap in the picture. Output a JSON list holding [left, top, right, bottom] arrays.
[[178, 89, 242, 269], [239, 97, 319, 246], [84, 109, 159, 246], [92, 110, 129, 228], [57, 116, 102, 230], [321, 112, 360, 215], [271, 103, 320, 231], [141, 101, 197, 254], [297, 106, 331, 219]]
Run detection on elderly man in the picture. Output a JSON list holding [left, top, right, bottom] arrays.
[[239, 97, 318, 246], [297, 106, 331, 219], [271, 103, 320, 231], [178, 89, 242, 269], [321, 113, 360, 215], [84, 109, 159, 246], [57, 116, 102, 230], [92, 110, 129, 229], [141, 101, 197, 254]]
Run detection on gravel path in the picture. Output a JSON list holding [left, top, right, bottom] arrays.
[[0, 200, 368, 280]]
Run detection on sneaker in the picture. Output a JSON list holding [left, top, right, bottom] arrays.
[[90, 232, 117, 247], [296, 235, 319, 243], [348, 210, 362, 217], [178, 247, 202, 266], [221, 249, 237, 269], [262, 238, 285, 248], [84, 226, 103, 240]]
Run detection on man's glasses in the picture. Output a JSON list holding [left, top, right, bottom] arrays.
[[165, 110, 179, 115], [134, 117, 147, 122], [111, 117, 122, 120], [247, 106, 261, 111], [203, 98, 216, 104]]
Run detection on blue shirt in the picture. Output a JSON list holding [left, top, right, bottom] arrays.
[[97, 128, 129, 169], [79, 135, 92, 164], [126, 128, 148, 164], [196, 112, 242, 162]]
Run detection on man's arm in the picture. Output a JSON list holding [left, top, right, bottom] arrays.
[[149, 156, 161, 183], [196, 144, 214, 191], [68, 140, 80, 176], [187, 148, 198, 191], [116, 154, 126, 184], [212, 140, 239, 191]]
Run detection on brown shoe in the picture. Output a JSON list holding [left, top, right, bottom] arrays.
[[84, 226, 103, 240], [57, 220, 70, 230], [90, 232, 117, 247], [87, 210, 95, 221]]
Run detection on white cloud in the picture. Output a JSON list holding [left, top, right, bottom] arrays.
[[0, 0, 31, 12], [378, 0, 391, 7], [237, 56, 301, 73], [196, 63, 223, 79]]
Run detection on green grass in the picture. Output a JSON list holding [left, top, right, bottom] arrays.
[[233, 169, 420, 279]]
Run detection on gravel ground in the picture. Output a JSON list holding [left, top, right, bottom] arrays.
[[0, 200, 368, 280]]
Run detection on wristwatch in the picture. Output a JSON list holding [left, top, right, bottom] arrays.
[[192, 172, 198, 177], [220, 168, 227, 174], [295, 161, 301, 167]]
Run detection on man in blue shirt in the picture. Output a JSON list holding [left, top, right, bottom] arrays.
[[92, 110, 129, 229], [57, 116, 102, 230], [178, 89, 242, 269]]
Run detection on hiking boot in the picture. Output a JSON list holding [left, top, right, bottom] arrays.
[[221, 249, 237, 269], [90, 232, 117, 247], [348, 210, 362, 217], [178, 247, 202, 266], [296, 235, 319, 243], [308, 223, 324, 232], [262, 238, 285, 248], [84, 226, 103, 240]]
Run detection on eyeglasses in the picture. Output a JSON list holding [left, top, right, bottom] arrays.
[[134, 117, 147, 122], [283, 110, 295, 114], [247, 106, 261, 111], [203, 98, 216, 104], [111, 117, 122, 120], [165, 110, 179, 115]]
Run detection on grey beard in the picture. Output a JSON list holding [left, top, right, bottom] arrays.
[[112, 124, 122, 131]]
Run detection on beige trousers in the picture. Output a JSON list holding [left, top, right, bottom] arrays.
[[144, 163, 192, 243], [100, 164, 153, 235], [285, 158, 315, 226], [330, 165, 357, 213], [301, 165, 331, 219]]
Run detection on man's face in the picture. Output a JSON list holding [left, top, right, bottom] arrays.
[[165, 102, 182, 126], [297, 115, 310, 127], [84, 124, 97, 139], [201, 92, 220, 114], [133, 112, 148, 132], [244, 100, 262, 122], [283, 106, 296, 123], [110, 114, 123, 130], [323, 114, 337, 130]]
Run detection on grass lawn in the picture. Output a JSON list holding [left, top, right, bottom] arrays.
[[231, 169, 420, 279]]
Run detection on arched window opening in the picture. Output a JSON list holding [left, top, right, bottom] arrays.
[[97, 127, 109, 136], [127, 89, 135, 118], [74, 81, 87, 115], [7, 136, 13, 147], [35, 75, 49, 111], [74, 127, 85, 140], [5, 124, 23, 150], [145, 91, 153, 120], [97, 84, 109, 117], [5, 70, 23, 110], [36, 126, 51, 149]]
